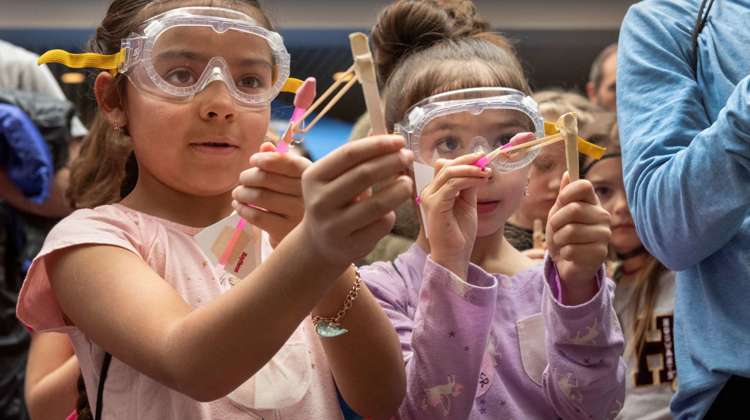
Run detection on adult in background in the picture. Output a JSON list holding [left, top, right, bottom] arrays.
[[617, 1, 750, 418], [586, 43, 617, 112]]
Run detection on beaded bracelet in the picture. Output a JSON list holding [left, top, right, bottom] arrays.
[[312, 268, 362, 338]]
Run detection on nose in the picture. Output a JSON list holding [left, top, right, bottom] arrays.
[[612, 190, 631, 218], [199, 81, 236, 122]]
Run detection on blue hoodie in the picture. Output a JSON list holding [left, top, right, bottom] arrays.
[[618, 1, 750, 418]]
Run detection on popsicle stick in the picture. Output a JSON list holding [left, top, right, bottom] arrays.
[[295, 65, 357, 133], [532, 219, 545, 249], [483, 132, 563, 163], [558, 112, 580, 181], [350, 33, 388, 135]]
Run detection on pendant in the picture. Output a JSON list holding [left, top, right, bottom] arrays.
[[315, 321, 349, 337]]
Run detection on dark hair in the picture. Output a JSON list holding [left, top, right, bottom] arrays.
[[68, 0, 271, 209], [588, 43, 617, 91], [371, 0, 530, 131]]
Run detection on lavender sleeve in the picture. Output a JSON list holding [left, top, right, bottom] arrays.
[[541, 259, 627, 420], [361, 256, 497, 419]]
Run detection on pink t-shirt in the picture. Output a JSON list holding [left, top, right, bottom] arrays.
[[17, 204, 344, 420]]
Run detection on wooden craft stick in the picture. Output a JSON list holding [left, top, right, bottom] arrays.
[[349, 32, 388, 135], [532, 219, 545, 249], [557, 112, 580, 181], [295, 65, 357, 133], [483, 132, 563, 164]]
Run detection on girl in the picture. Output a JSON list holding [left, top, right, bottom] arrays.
[[362, 1, 626, 418], [16, 1, 409, 419], [582, 122, 676, 420], [505, 90, 610, 258]]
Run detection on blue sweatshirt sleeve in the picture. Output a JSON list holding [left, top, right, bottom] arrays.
[[617, 2, 750, 271]]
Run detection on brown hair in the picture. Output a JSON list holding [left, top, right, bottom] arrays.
[[585, 122, 668, 359], [371, 0, 530, 131], [68, 0, 271, 209]]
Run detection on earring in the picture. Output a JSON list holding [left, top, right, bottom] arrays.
[[113, 122, 121, 132], [524, 180, 530, 196]]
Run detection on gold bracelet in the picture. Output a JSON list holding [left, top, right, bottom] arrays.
[[312, 268, 362, 338]]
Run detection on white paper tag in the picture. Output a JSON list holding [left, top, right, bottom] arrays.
[[413, 161, 434, 237], [194, 212, 262, 285]]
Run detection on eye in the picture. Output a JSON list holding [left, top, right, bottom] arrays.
[[594, 185, 612, 200], [237, 75, 266, 91], [164, 68, 197, 86], [533, 158, 555, 172], [435, 136, 461, 155]]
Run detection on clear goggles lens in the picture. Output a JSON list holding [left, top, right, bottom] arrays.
[[398, 88, 543, 172], [124, 7, 290, 107]]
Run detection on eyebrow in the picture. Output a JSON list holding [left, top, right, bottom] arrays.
[[154, 49, 273, 69]]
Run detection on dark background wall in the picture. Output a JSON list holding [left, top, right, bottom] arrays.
[[0, 1, 632, 124]]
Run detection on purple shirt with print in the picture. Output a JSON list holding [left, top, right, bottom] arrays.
[[360, 244, 626, 420]]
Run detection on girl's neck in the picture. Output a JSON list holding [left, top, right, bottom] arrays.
[[472, 223, 535, 276], [619, 252, 649, 279], [508, 212, 533, 230], [120, 175, 233, 228]]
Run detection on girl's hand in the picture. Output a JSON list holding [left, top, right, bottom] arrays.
[[521, 248, 546, 261], [546, 172, 611, 305], [420, 153, 491, 280], [232, 142, 310, 247], [299, 135, 414, 268]]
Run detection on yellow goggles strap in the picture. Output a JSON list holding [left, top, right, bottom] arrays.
[[38, 48, 303, 95], [38, 49, 125, 75], [544, 121, 606, 159]]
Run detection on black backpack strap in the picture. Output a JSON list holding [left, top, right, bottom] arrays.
[[691, 0, 716, 73], [95, 352, 112, 420]]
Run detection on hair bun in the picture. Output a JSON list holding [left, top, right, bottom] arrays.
[[372, 0, 489, 85]]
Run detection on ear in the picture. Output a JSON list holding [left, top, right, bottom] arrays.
[[585, 81, 597, 103], [94, 71, 128, 128]]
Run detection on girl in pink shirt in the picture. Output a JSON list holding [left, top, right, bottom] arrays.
[[16, 1, 410, 419]]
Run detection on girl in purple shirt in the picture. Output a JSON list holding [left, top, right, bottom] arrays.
[[359, 1, 626, 418]]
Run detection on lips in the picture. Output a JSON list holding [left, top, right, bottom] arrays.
[[476, 200, 500, 214], [189, 138, 240, 154]]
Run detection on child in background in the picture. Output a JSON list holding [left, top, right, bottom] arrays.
[[16, 1, 409, 419], [505, 90, 611, 259], [583, 122, 676, 420], [361, 1, 625, 418]]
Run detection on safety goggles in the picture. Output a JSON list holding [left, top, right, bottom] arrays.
[[39, 7, 301, 107], [395, 87, 545, 173]]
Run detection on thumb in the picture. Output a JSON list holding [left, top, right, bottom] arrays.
[[558, 171, 571, 193], [259, 142, 277, 153]]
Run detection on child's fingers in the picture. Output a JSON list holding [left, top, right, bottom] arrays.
[[507, 132, 536, 146], [315, 149, 412, 211], [259, 141, 278, 153], [232, 187, 303, 220], [249, 152, 311, 178], [336, 175, 413, 231], [427, 177, 486, 208], [237, 169, 303, 196], [347, 211, 398, 255], [558, 242, 609, 266], [548, 201, 611, 233], [306, 135, 407, 182], [427, 164, 490, 196], [231, 202, 294, 239], [556, 178, 600, 207], [551, 223, 611, 247]]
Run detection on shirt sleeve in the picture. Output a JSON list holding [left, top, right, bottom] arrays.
[[361, 257, 498, 419], [542, 260, 627, 420], [617, 2, 750, 271], [16, 208, 141, 332]]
